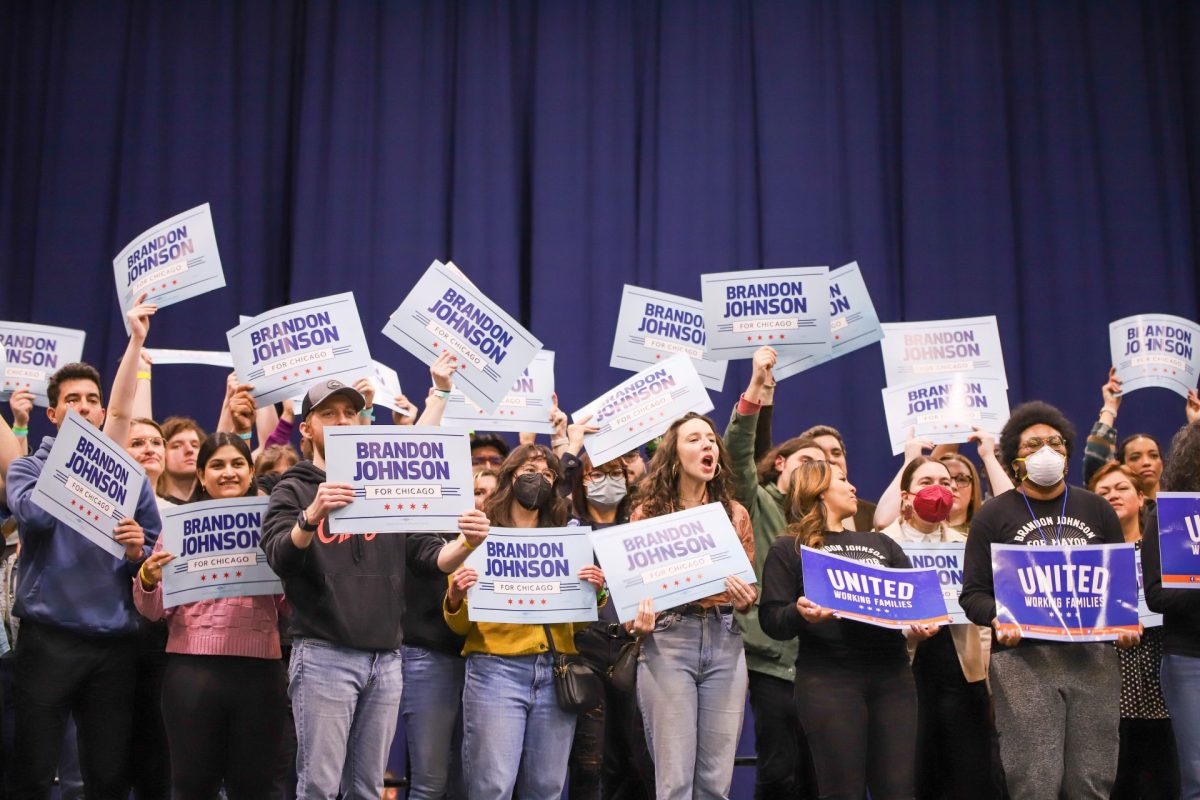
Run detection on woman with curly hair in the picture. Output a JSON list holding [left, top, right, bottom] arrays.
[[1143, 421, 1200, 798], [625, 412, 757, 800]]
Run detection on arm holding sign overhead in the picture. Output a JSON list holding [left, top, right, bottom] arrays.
[[104, 295, 157, 450], [415, 352, 455, 426]]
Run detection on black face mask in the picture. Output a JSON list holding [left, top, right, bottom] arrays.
[[513, 473, 553, 510]]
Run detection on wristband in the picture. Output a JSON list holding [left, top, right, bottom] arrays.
[[138, 562, 154, 589], [359, 406, 375, 421], [11, 426, 28, 436], [551, 437, 569, 448], [137, 371, 152, 381], [459, 534, 476, 552], [597, 585, 609, 603], [432, 388, 451, 400], [238, 431, 252, 441]]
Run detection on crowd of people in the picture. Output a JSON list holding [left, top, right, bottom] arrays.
[[0, 296, 1197, 800]]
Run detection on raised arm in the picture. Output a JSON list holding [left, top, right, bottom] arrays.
[[415, 351, 455, 426], [874, 430, 934, 529], [104, 295, 157, 447], [724, 347, 776, 510]]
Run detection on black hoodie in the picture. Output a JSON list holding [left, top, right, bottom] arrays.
[[262, 460, 408, 650]]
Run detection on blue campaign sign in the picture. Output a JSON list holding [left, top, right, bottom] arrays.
[[324, 426, 473, 534], [0, 321, 87, 406], [610, 285, 728, 392], [700, 267, 831, 361], [801, 545, 950, 629], [880, 316, 1007, 388], [899, 543, 970, 625], [227, 292, 373, 406], [774, 262, 883, 381], [1154, 493, 1200, 589], [881, 375, 1009, 455], [159, 497, 281, 609], [465, 526, 598, 624], [31, 410, 147, 559], [382, 260, 543, 414], [587, 503, 755, 623], [441, 350, 556, 434], [1110, 314, 1200, 399], [992, 543, 1140, 642], [113, 203, 226, 332], [572, 353, 713, 467]]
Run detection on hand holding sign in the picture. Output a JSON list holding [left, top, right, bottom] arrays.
[[305, 482, 356, 530], [447, 567, 478, 610], [430, 350, 456, 392], [113, 517, 147, 562], [126, 294, 157, 344], [229, 384, 256, 434], [796, 596, 836, 624], [8, 388, 32, 430], [458, 508, 490, 549], [627, 597, 656, 636], [353, 378, 375, 411], [726, 574, 757, 613], [139, 551, 176, 589]]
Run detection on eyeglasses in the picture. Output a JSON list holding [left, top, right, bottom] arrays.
[[1020, 435, 1066, 451], [586, 470, 623, 483], [130, 437, 165, 449], [950, 474, 973, 486], [472, 455, 504, 467]]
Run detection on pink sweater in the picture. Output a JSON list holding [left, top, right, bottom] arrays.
[[133, 539, 285, 660]]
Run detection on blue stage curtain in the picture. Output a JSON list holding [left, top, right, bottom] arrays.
[[2, 0, 1199, 500]]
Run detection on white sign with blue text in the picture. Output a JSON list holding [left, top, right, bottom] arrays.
[[610, 285, 727, 392], [700, 267, 831, 361], [1109, 314, 1200, 399], [773, 262, 883, 381], [880, 316, 1007, 388], [465, 526, 599, 624]]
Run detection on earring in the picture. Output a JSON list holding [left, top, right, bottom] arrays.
[[713, 462, 722, 478], [671, 463, 678, 481]]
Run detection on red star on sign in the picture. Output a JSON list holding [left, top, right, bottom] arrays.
[[305, 368, 311, 374], [686, 577, 692, 583], [835, 335, 841, 341], [422, 503, 429, 510], [70, 500, 76, 506], [409, 503, 417, 510], [383, 504, 390, 510], [281, 375, 288, 381], [432, 342, 440, 348], [674, 580, 680, 586], [656, 354, 661, 359], [459, 364, 466, 370], [316, 366, 323, 372], [518, 599, 524, 605], [235, 571, 242, 578], [779, 335, 786, 340], [224, 573, 230, 579], [508, 599, 514, 604], [745, 336, 752, 342], [293, 371, 300, 377], [172, 280, 178, 285], [541, 599, 547, 605], [200, 575, 206, 581], [661, 583, 668, 589], [211, 573, 218, 580], [768, 335, 774, 340]]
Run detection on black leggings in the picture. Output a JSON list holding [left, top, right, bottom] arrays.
[[793, 656, 917, 800], [160, 654, 288, 800]]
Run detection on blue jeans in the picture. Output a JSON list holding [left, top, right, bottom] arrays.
[[461, 652, 576, 800], [1161, 654, 1200, 799], [636, 611, 748, 800], [400, 645, 466, 800], [287, 637, 403, 800]]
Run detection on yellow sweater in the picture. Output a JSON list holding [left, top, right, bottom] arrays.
[[442, 578, 606, 657]]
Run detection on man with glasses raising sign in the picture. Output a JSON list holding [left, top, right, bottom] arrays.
[[960, 401, 1138, 800]]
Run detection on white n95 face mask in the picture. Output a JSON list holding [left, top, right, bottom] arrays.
[[1021, 446, 1066, 487]]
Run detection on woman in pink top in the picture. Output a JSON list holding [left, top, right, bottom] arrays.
[[134, 432, 287, 799]]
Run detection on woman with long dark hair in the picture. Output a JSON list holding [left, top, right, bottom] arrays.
[[444, 443, 607, 800], [134, 432, 288, 799], [624, 412, 757, 800], [761, 459, 938, 799]]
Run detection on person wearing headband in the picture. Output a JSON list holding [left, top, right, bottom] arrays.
[[882, 456, 996, 798], [960, 401, 1138, 799]]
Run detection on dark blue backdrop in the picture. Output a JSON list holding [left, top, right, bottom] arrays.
[[3, 0, 1200, 524]]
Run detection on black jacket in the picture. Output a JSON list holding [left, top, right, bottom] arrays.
[[262, 460, 408, 651]]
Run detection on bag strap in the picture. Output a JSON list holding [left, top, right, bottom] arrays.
[[541, 623, 560, 657]]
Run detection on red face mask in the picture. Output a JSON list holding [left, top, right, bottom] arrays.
[[912, 485, 954, 523]]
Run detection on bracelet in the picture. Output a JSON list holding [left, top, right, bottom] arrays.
[[138, 562, 154, 589], [432, 388, 451, 399], [551, 437, 569, 448], [238, 431, 252, 441], [136, 371, 152, 381], [11, 426, 28, 436], [597, 585, 609, 603], [359, 406, 375, 421], [459, 534, 476, 551]]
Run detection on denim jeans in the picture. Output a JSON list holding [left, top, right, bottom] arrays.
[[635, 611, 748, 800], [461, 652, 577, 800], [400, 645, 466, 800], [1161, 654, 1200, 799], [287, 636, 403, 800]]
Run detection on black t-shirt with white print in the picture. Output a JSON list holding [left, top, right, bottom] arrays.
[[959, 485, 1124, 644]]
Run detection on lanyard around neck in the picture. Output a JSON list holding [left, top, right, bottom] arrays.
[[1020, 484, 1069, 545]]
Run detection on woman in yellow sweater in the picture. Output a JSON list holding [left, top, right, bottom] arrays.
[[444, 443, 606, 800]]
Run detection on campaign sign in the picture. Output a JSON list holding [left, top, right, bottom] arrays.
[[587, 503, 755, 623], [366, 360, 406, 415], [801, 546, 950, 629], [1135, 549, 1163, 627], [572, 353, 713, 467], [227, 292, 372, 406], [880, 316, 1007, 388], [992, 543, 1140, 642], [0, 321, 86, 406], [610, 286, 728, 392], [113, 204, 225, 332], [142, 349, 234, 369], [900, 543, 970, 625], [442, 350, 555, 434], [383, 260, 543, 414], [324, 426, 472, 534], [1154, 493, 1200, 588], [159, 497, 281, 609], [465, 527, 598, 624], [881, 375, 1010, 455], [700, 267, 831, 361], [31, 410, 146, 559], [774, 262, 884, 381], [1109, 314, 1200, 398]]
